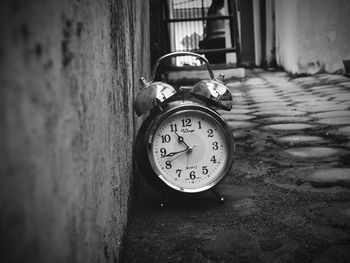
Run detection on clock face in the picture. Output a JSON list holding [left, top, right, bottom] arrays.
[[149, 108, 231, 192]]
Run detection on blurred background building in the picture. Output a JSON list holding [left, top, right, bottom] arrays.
[[151, 0, 350, 74]]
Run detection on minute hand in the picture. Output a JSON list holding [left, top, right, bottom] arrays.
[[161, 149, 188, 158]]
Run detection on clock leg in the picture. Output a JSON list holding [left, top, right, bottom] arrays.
[[212, 188, 225, 203]]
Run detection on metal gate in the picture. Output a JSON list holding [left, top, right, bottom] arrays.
[[163, 0, 240, 66]]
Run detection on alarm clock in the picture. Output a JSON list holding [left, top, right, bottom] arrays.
[[134, 52, 234, 201]]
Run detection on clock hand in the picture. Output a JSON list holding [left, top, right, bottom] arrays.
[[161, 148, 188, 158], [173, 131, 190, 149], [169, 145, 197, 163]]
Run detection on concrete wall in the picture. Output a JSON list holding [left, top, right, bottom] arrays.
[[275, 0, 350, 74], [0, 0, 149, 262]]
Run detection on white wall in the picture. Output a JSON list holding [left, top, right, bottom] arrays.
[[275, 0, 299, 73], [275, 0, 350, 74], [253, 0, 262, 66]]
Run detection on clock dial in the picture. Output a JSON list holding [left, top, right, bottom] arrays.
[[149, 109, 230, 192]]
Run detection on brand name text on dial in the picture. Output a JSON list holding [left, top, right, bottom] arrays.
[[181, 128, 195, 133]]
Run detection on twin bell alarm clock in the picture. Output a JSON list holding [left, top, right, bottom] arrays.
[[134, 52, 234, 202]]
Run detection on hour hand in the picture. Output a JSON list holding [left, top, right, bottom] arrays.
[[173, 131, 189, 149], [161, 148, 188, 158]]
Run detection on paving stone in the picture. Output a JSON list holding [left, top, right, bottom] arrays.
[[260, 116, 312, 124], [254, 110, 307, 117], [315, 88, 345, 95], [250, 97, 283, 104], [224, 114, 256, 121], [339, 81, 350, 88], [226, 81, 243, 89], [227, 121, 257, 129], [219, 109, 255, 116], [310, 110, 350, 118], [299, 104, 349, 113], [249, 90, 280, 95], [283, 89, 303, 96], [259, 72, 289, 83], [249, 94, 281, 100], [280, 87, 306, 93], [342, 141, 350, 148], [331, 93, 350, 102], [262, 123, 314, 131], [316, 116, 350, 126], [256, 105, 292, 112], [245, 77, 267, 85], [231, 105, 255, 110], [316, 74, 349, 84], [309, 84, 335, 91], [254, 101, 290, 107], [233, 101, 251, 106], [291, 76, 319, 83], [231, 130, 250, 139], [265, 169, 350, 193], [248, 89, 276, 95], [305, 168, 350, 187], [282, 147, 346, 159], [275, 135, 325, 144], [230, 91, 246, 98], [292, 79, 321, 88], [337, 126, 350, 136], [292, 95, 323, 103], [230, 108, 256, 114]]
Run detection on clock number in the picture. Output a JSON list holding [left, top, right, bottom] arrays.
[[181, 118, 192, 127], [165, 161, 172, 169], [170, 123, 178, 132], [207, 129, 213, 137], [198, 121, 202, 129], [161, 134, 171, 143], [210, 155, 217, 163], [202, 166, 208, 175], [160, 148, 166, 157], [212, 142, 219, 150], [176, 169, 182, 177], [189, 171, 196, 180]]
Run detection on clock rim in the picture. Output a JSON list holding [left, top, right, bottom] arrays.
[[146, 103, 234, 193]]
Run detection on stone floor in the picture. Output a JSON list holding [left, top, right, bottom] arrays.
[[123, 70, 350, 263]]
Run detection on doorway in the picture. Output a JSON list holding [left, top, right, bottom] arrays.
[[160, 0, 241, 66]]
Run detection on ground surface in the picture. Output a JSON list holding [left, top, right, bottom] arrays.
[[123, 70, 350, 263]]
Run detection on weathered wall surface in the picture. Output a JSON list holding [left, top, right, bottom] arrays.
[[275, 0, 299, 73], [0, 0, 149, 262], [275, 0, 350, 74]]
